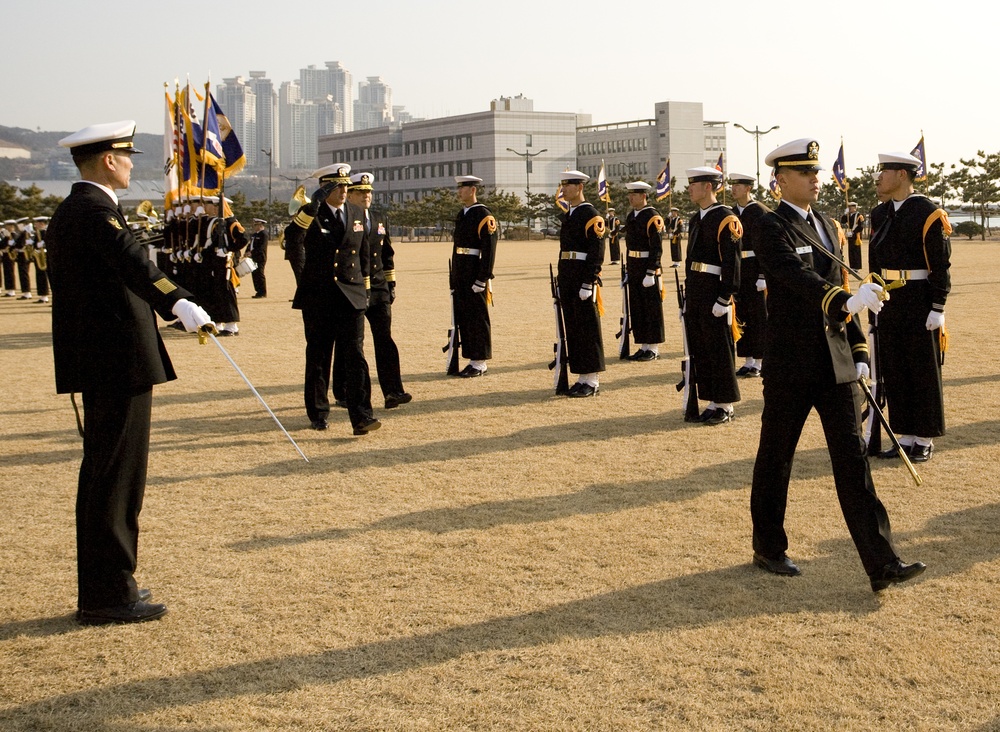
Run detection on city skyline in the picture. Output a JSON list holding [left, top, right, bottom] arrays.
[[2, 0, 996, 184]]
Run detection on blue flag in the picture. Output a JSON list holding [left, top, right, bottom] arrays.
[[656, 160, 671, 201], [832, 142, 848, 191], [910, 136, 927, 182]]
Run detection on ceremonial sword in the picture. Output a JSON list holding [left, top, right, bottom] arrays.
[[805, 224, 920, 485], [199, 327, 309, 463]]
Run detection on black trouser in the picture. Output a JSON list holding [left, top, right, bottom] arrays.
[[334, 296, 403, 400], [251, 250, 267, 295], [35, 264, 49, 297], [17, 258, 31, 292], [750, 379, 897, 576], [302, 291, 373, 427], [77, 388, 152, 609]]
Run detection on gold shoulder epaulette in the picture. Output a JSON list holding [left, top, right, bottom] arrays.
[[478, 215, 498, 236], [648, 215, 665, 234], [585, 215, 606, 238], [717, 214, 743, 241], [923, 209, 952, 242]]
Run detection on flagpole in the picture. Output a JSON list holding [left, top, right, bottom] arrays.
[[842, 137, 850, 209]]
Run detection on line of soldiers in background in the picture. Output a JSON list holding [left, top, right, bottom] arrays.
[[538, 152, 949, 464], [1, 216, 51, 302]]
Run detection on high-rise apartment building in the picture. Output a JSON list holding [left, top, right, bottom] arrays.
[[217, 76, 258, 166], [248, 71, 279, 168], [354, 76, 392, 131]]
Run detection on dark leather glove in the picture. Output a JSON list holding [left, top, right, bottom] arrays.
[[302, 183, 336, 217], [388, 282, 396, 304]]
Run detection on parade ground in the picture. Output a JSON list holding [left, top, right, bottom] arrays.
[[1, 238, 998, 730]]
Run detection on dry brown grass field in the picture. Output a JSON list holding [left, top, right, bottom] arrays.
[[1, 236, 999, 731]]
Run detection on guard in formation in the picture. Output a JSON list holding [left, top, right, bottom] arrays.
[[333, 172, 411, 409], [841, 201, 865, 271], [449, 175, 498, 377], [870, 151, 951, 463], [748, 137, 925, 592], [556, 170, 606, 396], [48, 120, 214, 625], [289, 163, 379, 436], [605, 207, 622, 264], [248, 217, 268, 298], [622, 181, 665, 361], [683, 166, 742, 424], [728, 172, 769, 378]]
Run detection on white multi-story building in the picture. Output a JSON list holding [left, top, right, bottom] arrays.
[[576, 101, 727, 189], [317, 96, 586, 207]]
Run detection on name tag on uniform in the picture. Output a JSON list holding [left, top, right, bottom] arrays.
[[377, 223, 386, 235], [353, 221, 364, 232]]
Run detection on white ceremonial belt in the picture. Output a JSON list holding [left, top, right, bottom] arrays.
[[795, 245, 812, 255], [740, 251, 756, 259], [455, 247, 481, 256], [560, 251, 589, 261], [881, 268, 929, 280], [627, 250, 650, 258], [689, 261, 722, 276]]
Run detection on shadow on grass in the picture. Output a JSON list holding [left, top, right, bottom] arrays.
[[4, 502, 999, 726]]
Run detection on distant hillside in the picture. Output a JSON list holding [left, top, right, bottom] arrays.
[[0, 125, 165, 179]]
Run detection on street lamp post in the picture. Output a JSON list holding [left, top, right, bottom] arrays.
[[733, 123, 780, 190], [506, 146, 548, 234], [260, 148, 273, 207]]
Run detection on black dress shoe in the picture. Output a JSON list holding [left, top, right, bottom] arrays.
[[252, 294, 267, 298], [701, 407, 733, 425], [735, 365, 752, 376], [353, 417, 381, 435], [310, 418, 329, 431], [909, 444, 933, 463], [568, 383, 599, 398], [77, 601, 168, 626], [870, 558, 927, 592], [753, 553, 802, 577], [632, 350, 658, 362], [458, 364, 486, 378], [384, 392, 412, 409]]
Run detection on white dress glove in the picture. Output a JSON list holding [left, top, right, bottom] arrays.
[[925, 310, 945, 330], [578, 285, 593, 301], [756, 277, 767, 292], [856, 362, 870, 382], [472, 280, 485, 294], [711, 302, 729, 318], [642, 274, 655, 288], [845, 282, 886, 315], [171, 298, 214, 333]]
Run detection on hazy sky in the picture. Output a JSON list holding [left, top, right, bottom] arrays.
[[3, 0, 995, 182]]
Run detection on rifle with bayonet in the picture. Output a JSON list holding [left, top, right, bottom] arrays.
[[548, 263, 571, 395], [616, 259, 632, 359], [674, 267, 700, 421], [443, 258, 461, 375]]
